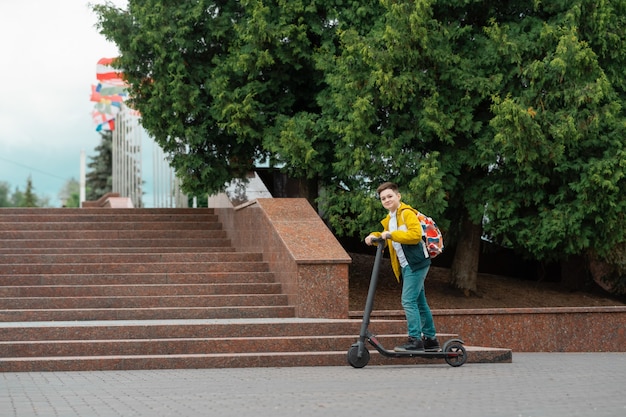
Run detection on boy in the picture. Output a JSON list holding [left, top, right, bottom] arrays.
[[364, 182, 440, 352]]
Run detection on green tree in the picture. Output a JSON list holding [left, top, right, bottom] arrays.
[[20, 176, 38, 207], [59, 178, 81, 208], [1, 179, 51, 207], [318, 0, 626, 293], [94, 0, 626, 294], [317, 0, 501, 293], [9, 187, 23, 207], [93, 0, 254, 194], [0, 181, 11, 207], [481, 0, 626, 290], [92, 0, 381, 203], [86, 131, 113, 201]]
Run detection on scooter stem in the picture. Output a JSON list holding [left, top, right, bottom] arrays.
[[357, 238, 385, 356]]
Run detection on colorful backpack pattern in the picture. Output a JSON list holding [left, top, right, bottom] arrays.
[[416, 212, 444, 258]]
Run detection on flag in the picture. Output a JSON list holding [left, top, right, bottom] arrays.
[[96, 119, 115, 132], [96, 57, 125, 84], [91, 57, 135, 131]]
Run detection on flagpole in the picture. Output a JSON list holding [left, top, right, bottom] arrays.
[[80, 149, 86, 206]]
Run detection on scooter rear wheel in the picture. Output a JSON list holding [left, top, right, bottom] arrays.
[[347, 345, 370, 368], [444, 341, 467, 367]]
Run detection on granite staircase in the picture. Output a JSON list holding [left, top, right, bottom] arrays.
[[0, 208, 510, 371]]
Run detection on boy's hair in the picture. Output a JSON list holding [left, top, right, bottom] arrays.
[[376, 181, 399, 195]]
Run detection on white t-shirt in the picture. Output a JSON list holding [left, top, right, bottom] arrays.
[[389, 211, 408, 268]]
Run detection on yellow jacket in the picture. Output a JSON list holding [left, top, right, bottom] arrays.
[[370, 203, 430, 281]]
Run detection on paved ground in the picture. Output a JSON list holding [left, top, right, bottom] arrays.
[[1, 353, 625, 417]]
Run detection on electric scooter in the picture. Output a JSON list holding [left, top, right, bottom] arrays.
[[347, 237, 467, 368]]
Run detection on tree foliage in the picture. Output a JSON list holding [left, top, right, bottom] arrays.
[[0, 182, 11, 207], [0, 179, 50, 208], [94, 0, 262, 194], [20, 176, 38, 208], [93, 0, 383, 197], [86, 131, 113, 201], [93, 0, 626, 293], [58, 179, 81, 208]]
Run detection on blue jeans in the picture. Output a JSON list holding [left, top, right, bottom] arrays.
[[401, 264, 436, 339]]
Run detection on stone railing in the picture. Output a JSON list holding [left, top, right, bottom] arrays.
[[81, 192, 134, 208], [213, 198, 352, 319]]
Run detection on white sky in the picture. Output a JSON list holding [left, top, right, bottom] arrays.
[[0, 0, 133, 206]]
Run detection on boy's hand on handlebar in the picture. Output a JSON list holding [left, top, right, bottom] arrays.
[[365, 235, 387, 246]]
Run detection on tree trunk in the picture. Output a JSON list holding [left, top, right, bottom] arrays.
[[560, 255, 589, 291], [296, 177, 319, 210], [449, 215, 482, 296], [269, 172, 319, 207], [587, 252, 618, 293]]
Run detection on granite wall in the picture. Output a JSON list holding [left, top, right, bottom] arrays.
[[211, 194, 626, 352], [434, 306, 626, 352], [369, 306, 626, 352], [213, 198, 352, 319]]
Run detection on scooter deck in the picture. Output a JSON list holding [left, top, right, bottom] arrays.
[[374, 347, 452, 359], [367, 334, 464, 359]]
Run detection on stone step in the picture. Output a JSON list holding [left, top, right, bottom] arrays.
[[0, 319, 408, 341], [0, 221, 221, 231], [0, 306, 297, 321], [0, 230, 226, 240], [0, 207, 217, 218], [3, 261, 270, 275], [0, 345, 513, 372], [0, 283, 283, 297], [0, 318, 511, 372], [1, 272, 277, 286], [0, 318, 511, 370], [0, 294, 289, 309], [0, 213, 219, 222], [0, 247, 233, 254], [0, 318, 498, 361], [0, 238, 231, 250], [0, 335, 455, 358], [0, 207, 513, 371], [0, 252, 263, 265], [0, 207, 215, 214]]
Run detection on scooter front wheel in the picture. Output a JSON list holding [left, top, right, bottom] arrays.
[[444, 341, 467, 367], [347, 345, 370, 368]]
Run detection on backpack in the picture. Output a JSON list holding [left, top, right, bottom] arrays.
[[402, 209, 444, 258], [416, 212, 444, 258]]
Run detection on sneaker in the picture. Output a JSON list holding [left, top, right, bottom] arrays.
[[422, 336, 441, 352], [394, 336, 425, 352]]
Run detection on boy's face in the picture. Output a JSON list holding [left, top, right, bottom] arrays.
[[379, 188, 401, 212]]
